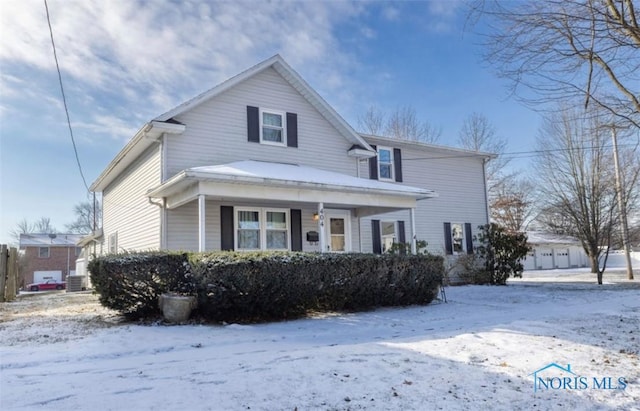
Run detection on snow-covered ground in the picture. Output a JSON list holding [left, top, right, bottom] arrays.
[[1, 269, 639, 410]]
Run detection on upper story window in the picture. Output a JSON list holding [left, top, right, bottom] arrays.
[[247, 106, 298, 148], [38, 247, 50, 258], [260, 109, 286, 145], [369, 145, 402, 182], [377, 147, 394, 181]]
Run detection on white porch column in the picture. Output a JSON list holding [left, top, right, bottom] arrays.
[[318, 202, 326, 253], [198, 194, 206, 252], [410, 207, 417, 255]]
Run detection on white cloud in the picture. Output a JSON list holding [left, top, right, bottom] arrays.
[[382, 6, 400, 21], [0, 0, 366, 141]]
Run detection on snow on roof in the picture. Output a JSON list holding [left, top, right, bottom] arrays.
[[526, 231, 581, 245], [188, 160, 435, 197], [19, 233, 84, 248]]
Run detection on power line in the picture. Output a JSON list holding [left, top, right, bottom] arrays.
[[402, 142, 638, 162], [44, 0, 89, 192]]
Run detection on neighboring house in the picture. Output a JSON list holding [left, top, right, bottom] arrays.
[[85, 55, 493, 259], [19, 233, 83, 287], [523, 231, 589, 270]]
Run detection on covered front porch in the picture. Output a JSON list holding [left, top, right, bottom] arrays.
[[147, 161, 436, 254]]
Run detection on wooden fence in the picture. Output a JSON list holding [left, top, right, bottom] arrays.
[[0, 244, 19, 302]]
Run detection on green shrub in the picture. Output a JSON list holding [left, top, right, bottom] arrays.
[[89, 251, 444, 323], [88, 252, 195, 319], [190, 252, 444, 323], [474, 223, 530, 285]]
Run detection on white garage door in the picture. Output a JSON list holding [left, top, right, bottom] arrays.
[[537, 249, 554, 269], [523, 251, 536, 271], [554, 249, 570, 268], [34, 270, 62, 282]]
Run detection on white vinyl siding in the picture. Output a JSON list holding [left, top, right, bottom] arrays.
[[166, 201, 360, 253], [165, 68, 356, 179], [166, 200, 221, 251], [102, 145, 162, 252], [360, 136, 489, 255]]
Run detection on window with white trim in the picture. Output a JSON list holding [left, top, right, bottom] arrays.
[[451, 223, 464, 254], [377, 147, 394, 181], [260, 109, 286, 145], [38, 247, 50, 258], [381, 221, 396, 253], [109, 232, 118, 254], [236, 208, 289, 251]]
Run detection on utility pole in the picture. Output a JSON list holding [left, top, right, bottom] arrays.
[[611, 126, 634, 280]]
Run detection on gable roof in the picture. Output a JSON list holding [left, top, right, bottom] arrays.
[[148, 160, 436, 201], [155, 54, 373, 151], [19, 233, 84, 248], [527, 231, 581, 245], [90, 55, 374, 192], [361, 133, 496, 160]]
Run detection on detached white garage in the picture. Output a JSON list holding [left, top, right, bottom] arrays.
[[523, 232, 588, 270]]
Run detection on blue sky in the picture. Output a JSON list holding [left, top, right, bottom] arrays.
[[0, 0, 543, 245]]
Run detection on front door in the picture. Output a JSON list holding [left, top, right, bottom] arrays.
[[324, 210, 351, 252]]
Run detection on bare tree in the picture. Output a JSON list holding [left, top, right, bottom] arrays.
[[458, 112, 510, 186], [472, 0, 640, 129], [536, 108, 620, 284], [456, 113, 533, 230], [385, 106, 442, 143], [358, 105, 442, 143], [10, 217, 57, 244], [65, 198, 102, 234], [358, 106, 386, 136], [491, 175, 537, 233]]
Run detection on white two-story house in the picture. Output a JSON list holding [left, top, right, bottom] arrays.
[[81, 55, 492, 258]]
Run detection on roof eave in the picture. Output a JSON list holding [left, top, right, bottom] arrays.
[[90, 122, 185, 192], [148, 170, 435, 200]]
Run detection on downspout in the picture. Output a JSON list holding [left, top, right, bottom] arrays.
[[482, 158, 491, 224], [148, 197, 166, 249]]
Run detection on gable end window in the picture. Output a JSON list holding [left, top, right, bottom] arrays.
[[260, 109, 286, 145], [38, 247, 50, 258], [247, 106, 298, 147]]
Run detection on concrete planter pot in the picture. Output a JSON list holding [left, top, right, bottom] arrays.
[[158, 293, 197, 323]]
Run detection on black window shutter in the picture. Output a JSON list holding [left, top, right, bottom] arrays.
[[465, 223, 474, 254], [397, 220, 406, 255], [393, 148, 403, 182], [247, 106, 259, 143], [444, 222, 453, 255], [369, 144, 378, 180], [372, 219, 382, 254], [286, 112, 298, 148], [290, 209, 302, 251], [220, 206, 234, 251]]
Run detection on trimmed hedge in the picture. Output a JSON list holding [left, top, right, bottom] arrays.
[[89, 251, 444, 322], [88, 252, 195, 319]]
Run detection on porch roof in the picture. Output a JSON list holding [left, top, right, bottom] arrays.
[[148, 160, 437, 210]]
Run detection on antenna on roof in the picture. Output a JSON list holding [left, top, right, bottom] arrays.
[[48, 233, 57, 243]]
